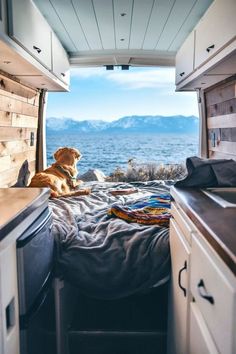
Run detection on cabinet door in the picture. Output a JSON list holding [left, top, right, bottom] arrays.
[[168, 218, 190, 354], [195, 0, 236, 69], [0, 243, 20, 354], [189, 302, 218, 354], [8, 0, 52, 70], [175, 31, 195, 84], [191, 234, 236, 354], [51, 32, 70, 85]]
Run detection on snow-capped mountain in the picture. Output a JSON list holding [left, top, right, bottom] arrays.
[[46, 115, 199, 134]]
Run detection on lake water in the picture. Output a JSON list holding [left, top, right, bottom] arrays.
[[46, 132, 199, 175]]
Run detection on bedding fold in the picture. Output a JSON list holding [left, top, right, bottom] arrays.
[[49, 181, 172, 299]]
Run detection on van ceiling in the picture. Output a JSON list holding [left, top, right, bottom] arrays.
[[34, 0, 213, 68]]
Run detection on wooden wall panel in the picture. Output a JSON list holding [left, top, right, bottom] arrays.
[[0, 73, 39, 187], [206, 78, 236, 160]]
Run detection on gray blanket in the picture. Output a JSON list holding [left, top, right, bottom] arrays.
[[49, 181, 172, 299]]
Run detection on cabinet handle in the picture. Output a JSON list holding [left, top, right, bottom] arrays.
[[178, 261, 187, 297], [61, 73, 65, 77], [206, 44, 215, 53], [179, 72, 185, 77], [197, 279, 214, 305], [33, 45, 42, 54]]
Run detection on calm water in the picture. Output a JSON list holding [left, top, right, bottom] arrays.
[[46, 132, 198, 175]]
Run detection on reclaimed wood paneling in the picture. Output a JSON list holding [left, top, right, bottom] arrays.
[[0, 73, 39, 187], [208, 113, 236, 128], [205, 80, 236, 106], [206, 78, 236, 159]]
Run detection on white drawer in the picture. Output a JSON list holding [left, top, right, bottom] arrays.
[[171, 202, 193, 244], [189, 302, 218, 354], [191, 234, 236, 354]]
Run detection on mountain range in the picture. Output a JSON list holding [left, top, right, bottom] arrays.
[[46, 115, 199, 134]]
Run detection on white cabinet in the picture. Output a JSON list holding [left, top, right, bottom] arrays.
[[191, 233, 236, 354], [194, 0, 236, 69], [169, 197, 236, 354], [175, 31, 195, 85], [168, 215, 190, 354], [0, 0, 7, 34], [51, 32, 70, 85], [189, 303, 218, 354], [8, 0, 52, 70], [175, 0, 236, 91], [0, 243, 20, 354]]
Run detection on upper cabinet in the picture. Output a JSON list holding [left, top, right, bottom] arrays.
[[175, 31, 195, 85], [175, 0, 236, 91], [51, 32, 70, 86], [8, 0, 52, 70], [195, 0, 236, 69]]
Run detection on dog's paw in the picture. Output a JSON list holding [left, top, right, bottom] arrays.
[[75, 188, 91, 196]]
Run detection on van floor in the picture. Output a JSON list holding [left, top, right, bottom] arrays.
[[68, 282, 168, 354]]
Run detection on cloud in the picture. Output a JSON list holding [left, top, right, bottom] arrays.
[[71, 67, 176, 91]]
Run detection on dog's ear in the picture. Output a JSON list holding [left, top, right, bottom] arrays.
[[54, 147, 65, 161], [72, 148, 82, 160]]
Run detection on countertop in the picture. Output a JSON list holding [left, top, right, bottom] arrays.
[[171, 186, 236, 276], [0, 188, 50, 241]]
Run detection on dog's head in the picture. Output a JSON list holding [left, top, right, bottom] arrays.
[[54, 147, 82, 166]]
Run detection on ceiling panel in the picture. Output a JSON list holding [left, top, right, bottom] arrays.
[[142, 0, 175, 50], [168, 0, 213, 51], [34, 0, 76, 51], [72, 0, 102, 50], [155, 0, 196, 51], [93, 0, 116, 49], [34, 0, 214, 66], [113, 0, 133, 49], [129, 0, 154, 49], [50, 0, 89, 51]]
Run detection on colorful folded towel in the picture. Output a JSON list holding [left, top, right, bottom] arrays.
[[108, 194, 171, 226]]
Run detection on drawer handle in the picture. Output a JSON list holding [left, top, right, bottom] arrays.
[[206, 44, 215, 53], [33, 45, 42, 54], [178, 261, 187, 297], [197, 279, 214, 305], [61, 72, 66, 77], [179, 72, 185, 77]]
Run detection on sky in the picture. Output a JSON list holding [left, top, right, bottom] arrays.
[[46, 67, 199, 121]]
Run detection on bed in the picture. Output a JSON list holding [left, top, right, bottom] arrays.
[[49, 180, 172, 299]]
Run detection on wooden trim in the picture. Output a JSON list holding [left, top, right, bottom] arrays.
[[207, 113, 236, 128], [0, 95, 38, 116], [208, 150, 236, 160], [36, 90, 47, 172], [205, 81, 236, 106], [0, 140, 35, 157], [0, 160, 36, 187], [0, 71, 37, 99], [11, 113, 38, 128], [207, 97, 236, 117], [198, 89, 208, 158], [0, 127, 37, 141], [208, 140, 236, 154]]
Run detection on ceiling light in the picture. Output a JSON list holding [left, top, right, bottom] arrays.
[[105, 65, 114, 70]]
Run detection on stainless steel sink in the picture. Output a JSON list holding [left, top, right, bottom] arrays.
[[202, 188, 236, 208]]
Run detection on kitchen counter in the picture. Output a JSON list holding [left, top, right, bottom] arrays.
[[0, 188, 50, 242], [171, 186, 236, 276]]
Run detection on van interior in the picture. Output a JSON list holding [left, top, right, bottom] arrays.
[[0, 1, 236, 354]]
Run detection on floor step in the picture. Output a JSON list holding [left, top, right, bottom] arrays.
[[68, 330, 167, 354]]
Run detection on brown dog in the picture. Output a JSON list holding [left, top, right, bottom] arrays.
[[29, 147, 90, 198]]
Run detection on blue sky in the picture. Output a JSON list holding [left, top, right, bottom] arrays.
[[47, 67, 198, 121]]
